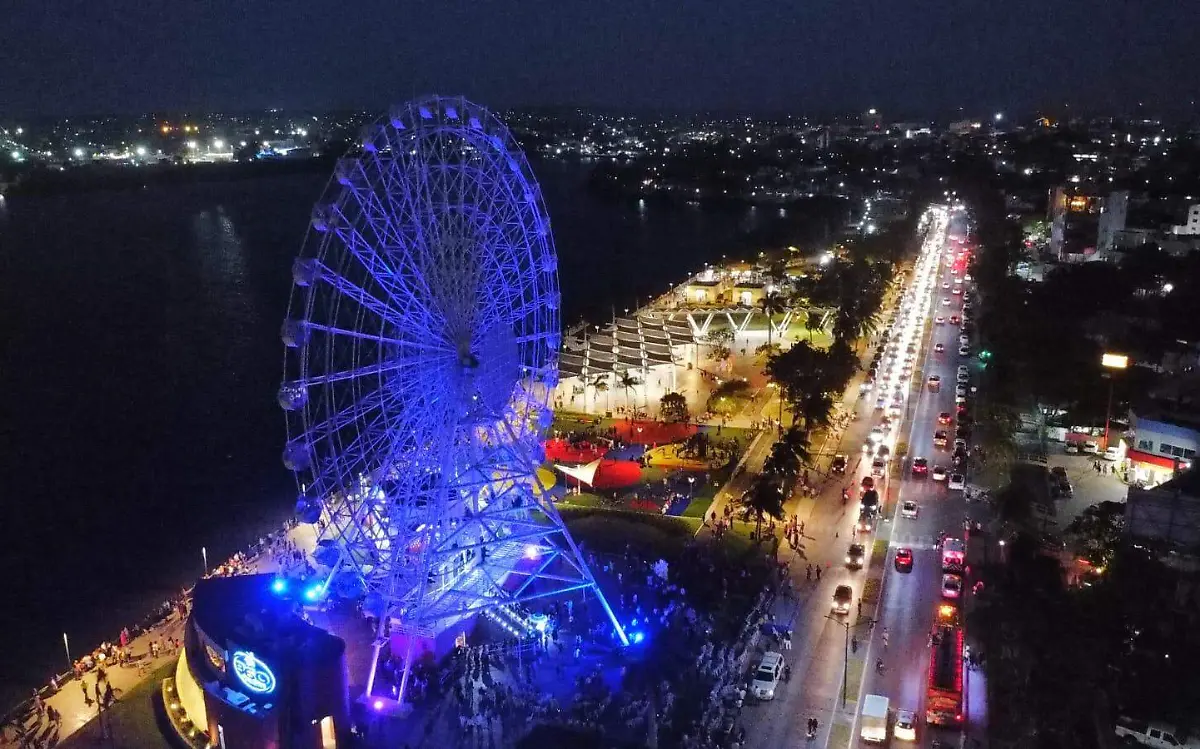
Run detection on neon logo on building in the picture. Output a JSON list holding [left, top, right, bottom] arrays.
[[231, 651, 276, 694]]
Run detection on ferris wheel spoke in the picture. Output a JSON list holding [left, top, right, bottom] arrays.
[[300, 322, 452, 355], [332, 220, 445, 334], [293, 357, 411, 387]]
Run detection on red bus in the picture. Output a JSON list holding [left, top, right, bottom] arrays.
[[926, 604, 964, 726]]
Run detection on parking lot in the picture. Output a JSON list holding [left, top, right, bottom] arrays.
[[1042, 451, 1130, 531]]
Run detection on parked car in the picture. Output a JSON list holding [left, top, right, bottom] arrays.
[[751, 652, 785, 701], [932, 465, 948, 481]]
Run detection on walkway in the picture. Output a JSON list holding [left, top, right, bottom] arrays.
[[1, 524, 317, 748]]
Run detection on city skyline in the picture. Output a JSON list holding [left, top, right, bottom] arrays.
[[3, 0, 1198, 118]]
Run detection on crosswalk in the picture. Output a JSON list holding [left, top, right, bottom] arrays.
[[886, 532, 944, 551]]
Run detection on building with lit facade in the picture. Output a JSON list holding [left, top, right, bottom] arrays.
[[163, 574, 351, 749], [1048, 186, 1128, 260]]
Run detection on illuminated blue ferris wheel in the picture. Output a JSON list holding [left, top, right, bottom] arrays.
[[278, 95, 627, 701]]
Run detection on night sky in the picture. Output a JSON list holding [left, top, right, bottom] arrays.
[[4, 0, 1197, 117]]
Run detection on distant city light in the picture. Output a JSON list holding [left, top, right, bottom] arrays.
[[213, 139, 225, 149], [135, 146, 147, 157], [523, 544, 540, 560], [186, 141, 198, 150], [73, 148, 84, 158], [868, 108, 877, 115], [14, 128, 23, 136], [10, 150, 20, 161], [994, 113, 1004, 121], [240, 141, 247, 147], [1163, 283, 1175, 294]]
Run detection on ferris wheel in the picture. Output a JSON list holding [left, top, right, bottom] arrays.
[[278, 96, 627, 700]]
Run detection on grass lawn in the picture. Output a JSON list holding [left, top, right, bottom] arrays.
[[551, 412, 618, 434], [60, 662, 175, 749], [559, 506, 696, 560], [845, 655, 866, 704]]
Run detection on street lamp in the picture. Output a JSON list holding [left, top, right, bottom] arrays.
[[202, 546, 208, 576], [1102, 353, 1129, 451], [826, 613, 876, 707]]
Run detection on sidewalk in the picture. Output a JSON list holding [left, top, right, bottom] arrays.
[[2, 523, 317, 747]]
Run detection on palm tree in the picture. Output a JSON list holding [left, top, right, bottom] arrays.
[[617, 370, 641, 412], [742, 475, 786, 540], [760, 291, 789, 352], [804, 310, 823, 343], [590, 374, 611, 413]]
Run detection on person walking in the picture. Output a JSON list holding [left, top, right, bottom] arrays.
[[81, 679, 93, 707]]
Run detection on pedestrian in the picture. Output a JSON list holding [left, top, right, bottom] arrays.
[[81, 679, 92, 707], [806, 564, 812, 582], [851, 636, 859, 654], [815, 566, 822, 581]]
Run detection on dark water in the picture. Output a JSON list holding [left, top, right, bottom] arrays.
[[0, 160, 832, 707]]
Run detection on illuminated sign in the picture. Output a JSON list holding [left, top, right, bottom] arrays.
[[1102, 353, 1129, 370], [231, 651, 277, 694]]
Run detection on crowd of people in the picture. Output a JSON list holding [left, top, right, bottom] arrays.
[[0, 519, 305, 748]]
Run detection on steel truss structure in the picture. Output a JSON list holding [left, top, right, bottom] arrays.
[[278, 95, 627, 703]]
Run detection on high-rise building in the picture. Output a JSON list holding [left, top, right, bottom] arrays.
[[1048, 186, 1128, 259], [1172, 204, 1200, 236]]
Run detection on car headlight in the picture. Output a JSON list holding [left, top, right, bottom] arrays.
[[845, 556, 851, 563]]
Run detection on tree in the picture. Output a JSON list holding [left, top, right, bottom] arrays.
[[659, 392, 689, 423], [617, 370, 641, 411], [804, 310, 824, 342], [763, 440, 802, 480], [741, 475, 786, 540], [1064, 501, 1124, 568], [591, 374, 611, 412], [760, 291, 789, 352]]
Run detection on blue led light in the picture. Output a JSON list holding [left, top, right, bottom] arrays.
[[231, 651, 277, 694], [271, 578, 288, 594]]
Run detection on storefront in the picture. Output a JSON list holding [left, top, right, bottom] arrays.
[[1126, 448, 1191, 488]]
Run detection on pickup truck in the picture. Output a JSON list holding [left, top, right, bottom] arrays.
[[1115, 716, 1200, 748], [861, 694, 889, 743]]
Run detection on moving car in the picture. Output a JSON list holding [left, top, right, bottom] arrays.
[[831, 454, 847, 474], [894, 547, 914, 572], [894, 709, 918, 742], [952, 286, 962, 295], [832, 584, 853, 614], [949, 315, 960, 325], [872, 457, 887, 476], [942, 297, 951, 306], [933, 430, 949, 448], [948, 473, 966, 490], [751, 651, 785, 701], [869, 426, 885, 443], [901, 499, 919, 518], [911, 456, 929, 476], [934, 342, 945, 353], [938, 411, 953, 425], [932, 465, 948, 482], [845, 543, 866, 568], [935, 316, 945, 325], [927, 375, 941, 392], [857, 508, 875, 532], [941, 573, 963, 600]]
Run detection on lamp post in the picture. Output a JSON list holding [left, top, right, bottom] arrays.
[[826, 613, 876, 707], [202, 546, 208, 576], [1101, 353, 1129, 451], [63, 632, 72, 671]]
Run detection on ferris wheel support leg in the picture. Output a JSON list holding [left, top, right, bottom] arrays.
[[364, 613, 389, 700], [395, 634, 418, 704], [591, 583, 630, 647]]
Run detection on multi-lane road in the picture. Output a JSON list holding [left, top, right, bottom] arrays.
[[746, 205, 989, 749]]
